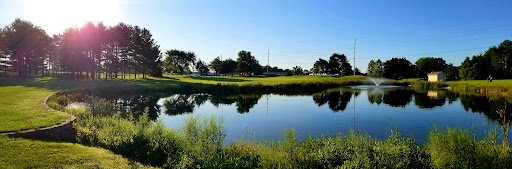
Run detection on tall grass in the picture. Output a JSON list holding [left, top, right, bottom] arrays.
[[426, 125, 512, 169], [412, 81, 447, 90]]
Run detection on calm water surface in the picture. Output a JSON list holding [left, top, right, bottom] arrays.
[[98, 87, 512, 144]]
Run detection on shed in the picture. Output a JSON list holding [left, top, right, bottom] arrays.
[[427, 71, 446, 82]]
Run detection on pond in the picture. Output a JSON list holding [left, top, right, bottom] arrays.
[[95, 87, 512, 145]]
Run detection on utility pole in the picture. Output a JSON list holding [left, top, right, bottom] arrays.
[[220, 54, 222, 61], [354, 38, 356, 76], [267, 49, 270, 74]]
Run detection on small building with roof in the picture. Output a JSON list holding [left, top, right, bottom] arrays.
[[427, 71, 446, 82]]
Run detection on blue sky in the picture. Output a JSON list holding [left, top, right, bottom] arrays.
[[2, 0, 512, 72]]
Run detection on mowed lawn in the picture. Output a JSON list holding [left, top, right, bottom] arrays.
[[0, 86, 68, 132], [446, 79, 512, 88], [0, 136, 153, 168], [164, 74, 365, 85]]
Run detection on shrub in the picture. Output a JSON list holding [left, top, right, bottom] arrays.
[[426, 125, 512, 169]]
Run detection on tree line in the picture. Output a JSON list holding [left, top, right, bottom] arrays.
[[364, 39, 512, 81], [0, 19, 162, 79], [163, 50, 263, 76], [366, 57, 457, 80], [2, 18, 510, 80], [459, 40, 512, 80]]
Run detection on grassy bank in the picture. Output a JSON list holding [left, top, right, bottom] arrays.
[[0, 86, 68, 132], [0, 136, 154, 168], [446, 80, 512, 98]]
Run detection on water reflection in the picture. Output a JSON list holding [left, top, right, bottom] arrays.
[[162, 95, 197, 116], [158, 94, 263, 115], [313, 90, 356, 112], [383, 89, 414, 107], [115, 95, 161, 120], [96, 87, 511, 146]]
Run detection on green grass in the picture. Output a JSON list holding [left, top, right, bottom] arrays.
[[169, 75, 366, 85], [446, 79, 512, 98], [446, 79, 512, 87], [0, 86, 68, 132], [0, 136, 154, 168], [398, 78, 422, 83]]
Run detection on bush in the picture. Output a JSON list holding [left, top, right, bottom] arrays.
[[426, 125, 512, 169]]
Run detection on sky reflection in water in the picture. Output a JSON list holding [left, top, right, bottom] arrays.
[[99, 87, 512, 144]]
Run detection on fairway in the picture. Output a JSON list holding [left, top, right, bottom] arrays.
[[163, 74, 365, 85], [0, 86, 68, 132]]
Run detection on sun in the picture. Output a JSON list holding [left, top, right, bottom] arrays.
[[19, 0, 120, 34]]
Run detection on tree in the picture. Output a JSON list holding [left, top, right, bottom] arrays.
[[109, 23, 133, 79], [0, 28, 9, 76], [60, 27, 82, 78], [328, 53, 353, 75], [367, 59, 375, 77], [3, 18, 51, 77], [219, 58, 237, 76], [312, 58, 329, 74], [459, 57, 476, 80], [195, 59, 209, 76], [209, 56, 222, 75], [372, 59, 384, 77], [164, 49, 196, 75], [354, 67, 362, 75], [415, 57, 447, 79], [131, 27, 162, 78], [457, 54, 492, 80], [292, 66, 304, 75], [494, 40, 512, 78], [1, 18, 164, 79], [487, 46, 501, 78], [383, 57, 414, 80], [444, 63, 459, 81], [236, 50, 260, 76]]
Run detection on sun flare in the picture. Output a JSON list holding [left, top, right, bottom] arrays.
[[19, 0, 120, 34]]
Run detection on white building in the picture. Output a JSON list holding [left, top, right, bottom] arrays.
[[427, 71, 447, 82]]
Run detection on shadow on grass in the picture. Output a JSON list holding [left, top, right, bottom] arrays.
[[187, 76, 250, 82], [0, 77, 197, 92]]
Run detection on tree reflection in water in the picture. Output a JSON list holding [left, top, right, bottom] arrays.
[[235, 96, 262, 114], [115, 95, 161, 120], [459, 94, 512, 149], [162, 94, 198, 116], [367, 88, 385, 105], [413, 91, 447, 109], [100, 87, 511, 146], [161, 94, 262, 115], [313, 90, 355, 112]]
